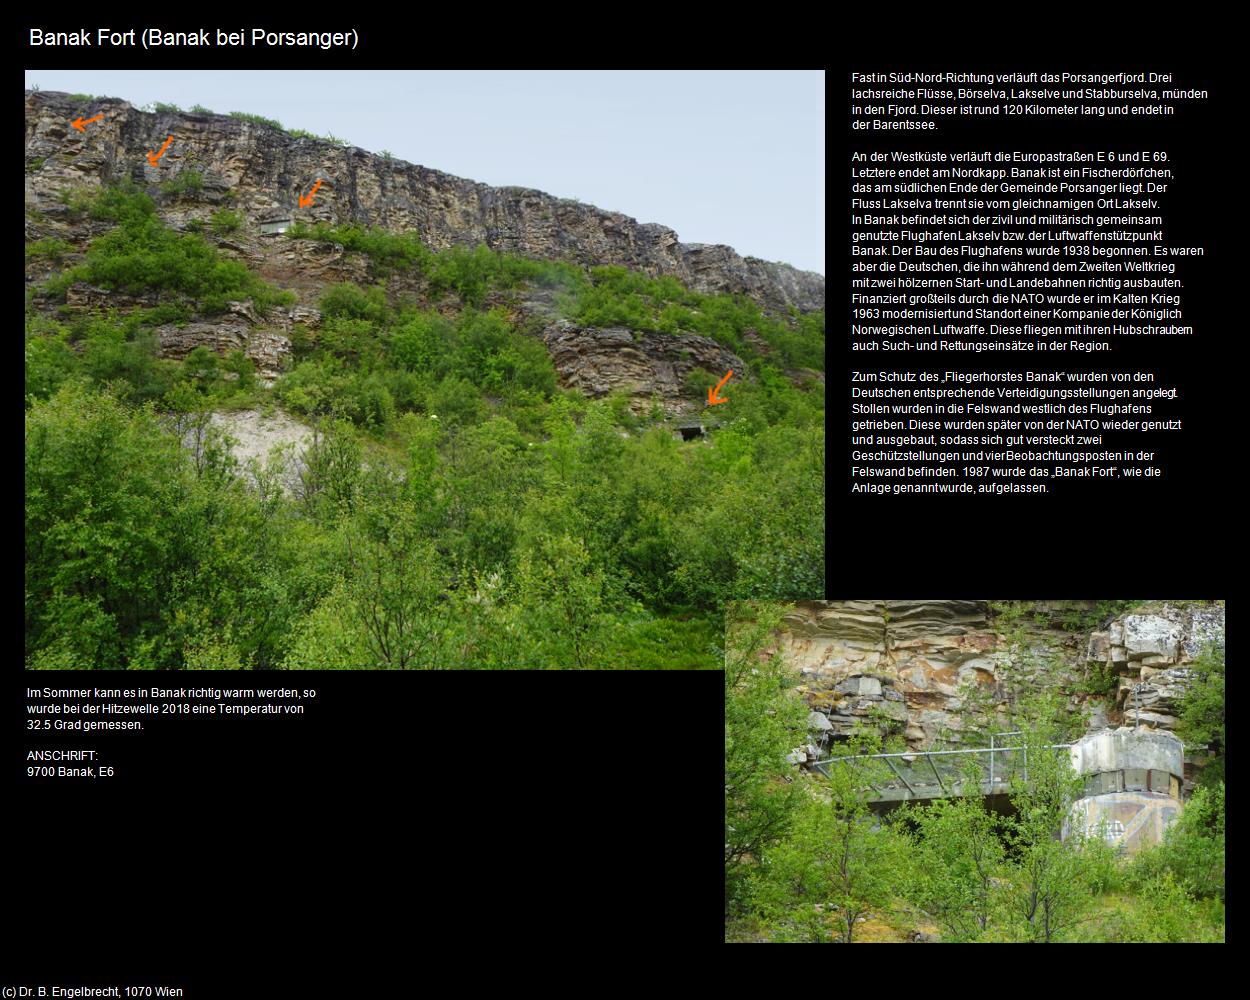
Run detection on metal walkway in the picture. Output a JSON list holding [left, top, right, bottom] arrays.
[[810, 734, 1074, 804]]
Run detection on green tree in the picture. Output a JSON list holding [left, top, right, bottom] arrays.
[[26, 385, 187, 666], [998, 706, 1090, 942], [904, 757, 1005, 941], [296, 418, 361, 519], [1177, 640, 1225, 785], [1129, 781, 1224, 901], [341, 469, 451, 669], [510, 534, 610, 669], [1102, 870, 1222, 942], [750, 734, 904, 943]]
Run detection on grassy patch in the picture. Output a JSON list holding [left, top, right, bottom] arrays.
[[57, 185, 96, 219]]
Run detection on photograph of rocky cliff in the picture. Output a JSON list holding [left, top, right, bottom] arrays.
[[726, 600, 1225, 942], [24, 73, 825, 669]]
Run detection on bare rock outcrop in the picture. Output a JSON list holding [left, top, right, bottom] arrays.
[[156, 321, 292, 383], [25, 90, 823, 314], [541, 321, 745, 415], [1086, 602, 1225, 729]]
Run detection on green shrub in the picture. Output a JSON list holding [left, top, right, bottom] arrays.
[[151, 102, 181, 114], [182, 345, 223, 389], [190, 104, 214, 115], [682, 368, 719, 400], [274, 358, 396, 428], [1128, 782, 1224, 900], [135, 303, 193, 326], [287, 222, 431, 274], [88, 180, 157, 224], [63, 181, 292, 315], [25, 323, 76, 402], [81, 326, 176, 403], [161, 169, 204, 197], [390, 310, 453, 375], [319, 316, 381, 363], [275, 358, 342, 417], [449, 309, 556, 397], [26, 238, 73, 264], [27, 156, 46, 173], [320, 282, 388, 324], [428, 375, 485, 426], [57, 185, 96, 218], [289, 324, 314, 361], [210, 209, 244, 235], [427, 243, 510, 306]]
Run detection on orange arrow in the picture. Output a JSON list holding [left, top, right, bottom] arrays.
[[708, 370, 733, 406], [147, 135, 173, 168], [298, 179, 324, 208], [71, 114, 104, 132]]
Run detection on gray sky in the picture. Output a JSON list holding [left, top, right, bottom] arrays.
[[24, 69, 825, 274]]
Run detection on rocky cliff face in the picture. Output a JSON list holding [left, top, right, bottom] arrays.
[[540, 321, 744, 415], [24, 90, 824, 314], [777, 600, 1224, 791]]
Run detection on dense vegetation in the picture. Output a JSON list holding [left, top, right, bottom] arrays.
[[285, 221, 825, 369], [25, 182, 823, 668], [725, 604, 1226, 942]]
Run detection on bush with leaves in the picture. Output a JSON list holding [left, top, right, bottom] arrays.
[[750, 728, 907, 942], [724, 602, 809, 914], [901, 758, 1006, 941], [1127, 781, 1224, 901]]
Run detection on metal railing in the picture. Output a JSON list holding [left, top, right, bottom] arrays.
[[809, 739, 1074, 801]]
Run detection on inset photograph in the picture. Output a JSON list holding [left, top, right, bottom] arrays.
[[725, 600, 1225, 942]]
